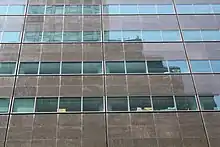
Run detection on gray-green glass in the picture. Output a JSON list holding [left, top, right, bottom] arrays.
[[13, 98, 35, 113], [28, 5, 45, 14], [65, 5, 82, 14], [61, 62, 81, 74], [24, 32, 42, 42], [63, 32, 82, 42], [0, 62, 16, 74], [83, 97, 103, 111], [0, 98, 10, 113], [46, 5, 64, 14], [40, 62, 60, 74], [106, 61, 125, 73], [83, 31, 101, 42], [59, 98, 81, 112], [35, 98, 58, 112], [43, 32, 62, 42], [83, 5, 100, 14], [147, 61, 168, 73], [83, 62, 102, 74], [129, 96, 152, 111], [152, 96, 176, 111], [19, 62, 39, 74], [107, 97, 128, 111], [199, 96, 220, 110], [175, 96, 197, 110], [126, 61, 146, 73]]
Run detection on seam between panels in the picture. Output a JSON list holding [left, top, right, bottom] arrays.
[[3, 0, 30, 147], [172, 0, 211, 147]]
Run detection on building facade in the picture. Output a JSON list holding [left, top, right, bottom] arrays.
[[0, 0, 220, 147]]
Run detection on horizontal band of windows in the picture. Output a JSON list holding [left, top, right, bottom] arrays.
[[1, 95, 218, 113]]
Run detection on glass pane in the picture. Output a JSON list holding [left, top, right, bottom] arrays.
[[147, 61, 168, 73], [43, 32, 62, 42], [103, 5, 119, 14], [61, 62, 81, 74], [104, 31, 122, 42], [83, 97, 103, 111], [120, 5, 138, 14], [83, 5, 100, 14], [28, 5, 45, 14], [2, 32, 21, 43], [183, 30, 202, 41], [0, 98, 10, 113], [210, 60, 220, 73], [35, 98, 58, 112], [65, 5, 82, 14], [138, 5, 156, 14], [83, 31, 100, 42], [19, 62, 39, 74], [63, 32, 82, 42], [106, 61, 125, 73], [190, 60, 211, 72], [46, 5, 64, 14], [200, 95, 220, 110], [13, 98, 35, 113], [59, 97, 81, 112], [24, 32, 42, 42], [142, 30, 162, 41], [40, 62, 60, 74], [168, 60, 189, 73], [162, 30, 181, 41], [175, 96, 197, 110], [0, 62, 16, 74], [157, 4, 174, 14], [201, 30, 220, 41], [212, 4, 220, 13], [8, 5, 25, 15], [129, 96, 152, 111], [107, 97, 128, 111], [0, 6, 8, 15], [194, 4, 212, 14], [176, 5, 194, 14], [152, 96, 176, 111], [83, 62, 102, 74], [126, 61, 146, 73], [122, 30, 142, 42]]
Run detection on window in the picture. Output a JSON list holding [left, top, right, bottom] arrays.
[[120, 5, 138, 14], [23, 32, 42, 42], [138, 5, 156, 14], [126, 61, 146, 73], [157, 4, 174, 14], [129, 96, 152, 111], [83, 31, 101, 42], [152, 96, 176, 111], [19, 62, 39, 74], [39, 62, 60, 74], [176, 5, 194, 14], [2, 32, 21, 43], [199, 95, 220, 110], [168, 60, 189, 73], [46, 5, 64, 14], [83, 62, 102, 74], [63, 32, 82, 42], [175, 96, 197, 110], [103, 5, 119, 14], [42, 32, 62, 42], [12, 98, 35, 113], [28, 5, 45, 14], [0, 62, 16, 74], [35, 98, 58, 112], [61, 62, 81, 74], [0, 98, 10, 113], [106, 61, 125, 73], [194, 4, 213, 14], [8, 5, 25, 15], [83, 97, 103, 111], [210, 60, 220, 73], [147, 61, 168, 73], [142, 30, 162, 41], [183, 30, 202, 41], [122, 30, 142, 42], [162, 30, 181, 41], [83, 5, 100, 14], [58, 97, 81, 112], [0, 6, 8, 15], [212, 4, 220, 13], [104, 31, 122, 42], [107, 97, 128, 111], [201, 30, 220, 41], [65, 5, 82, 14], [190, 60, 211, 72]]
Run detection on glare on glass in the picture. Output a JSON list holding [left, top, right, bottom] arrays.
[[8, 5, 25, 15], [176, 5, 194, 14], [190, 60, 212, 72], [157, 4, 174, 14], [2, 32, 21, 43], [212, 4, 220, 13], [138, 5, 156, 14], [201, 30, 220, 41], [168, 60, 189, 73], [210, 60, 220, 73], [182, 30, 202, 41], [120, 5, 138, 14], [0, 6, 8, 15], [104, 31, 122, 42], [142, 30, 162, 41], [194, 4, 213, 14], [122, 30, 142, 42], [162, 30, 181, 41], [103, 5, 119, 14]]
